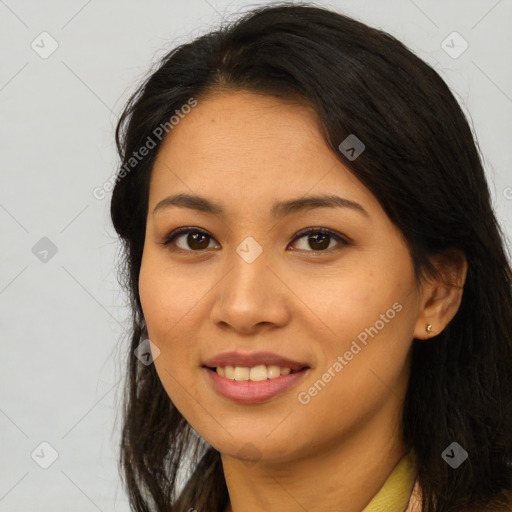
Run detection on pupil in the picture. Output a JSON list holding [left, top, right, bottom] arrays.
[[310, 233, 329, 250], [189, 232, 209, 250]]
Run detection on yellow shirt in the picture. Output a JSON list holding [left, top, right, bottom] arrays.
[[361, 450, 512, 512], [361, 449, 418, 512]]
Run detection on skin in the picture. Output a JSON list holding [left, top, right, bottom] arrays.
[[138, 90, 467, 512]]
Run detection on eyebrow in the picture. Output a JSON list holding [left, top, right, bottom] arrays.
[[152, 193, 369, 219]]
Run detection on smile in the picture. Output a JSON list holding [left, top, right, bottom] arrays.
[[203, 365, 310, 404]]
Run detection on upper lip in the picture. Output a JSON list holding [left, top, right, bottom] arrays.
[[202, 351, 310, 371]]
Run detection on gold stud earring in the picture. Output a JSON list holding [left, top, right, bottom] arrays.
[[426, 323, 433, 335]]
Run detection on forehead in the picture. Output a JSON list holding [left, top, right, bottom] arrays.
[[155, 91, 324, 168], [148, 91, 377, 217]]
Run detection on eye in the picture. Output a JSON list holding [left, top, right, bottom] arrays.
[[160, 226, 350, 254], [161, 227, 219, 252], [289, 227, 350, 253]]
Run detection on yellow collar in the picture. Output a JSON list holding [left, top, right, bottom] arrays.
[[361, 449, 417, 512]]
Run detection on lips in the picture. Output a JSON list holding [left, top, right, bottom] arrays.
[[204, 364, 311, 404], [202, 350, 310, 371]]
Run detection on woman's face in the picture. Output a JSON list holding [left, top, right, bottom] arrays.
[[139, 90, 425, 463]]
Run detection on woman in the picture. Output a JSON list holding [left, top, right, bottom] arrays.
[[110, 3, 512, 511]]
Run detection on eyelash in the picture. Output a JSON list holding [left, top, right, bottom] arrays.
[[160, 226, 351, 255]]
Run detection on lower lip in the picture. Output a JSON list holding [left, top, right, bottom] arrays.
[[203, 367, 310, 404]]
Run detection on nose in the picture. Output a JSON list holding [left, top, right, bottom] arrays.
[[209, 246, 292, 334]]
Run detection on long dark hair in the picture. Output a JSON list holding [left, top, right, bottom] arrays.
[[110, 3, 512, 511]]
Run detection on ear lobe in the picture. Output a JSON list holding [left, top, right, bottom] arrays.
[[413, 249, 468, 340]]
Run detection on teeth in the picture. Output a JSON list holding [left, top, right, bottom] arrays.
[[215, 364, 296, 381], [234, 366, 250, 381]]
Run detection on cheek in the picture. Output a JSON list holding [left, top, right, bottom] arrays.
[[138, 252, 202, 339], [310, 264, 416, 384], [312, 269, 390, 344], [138, 253, 207, 407]]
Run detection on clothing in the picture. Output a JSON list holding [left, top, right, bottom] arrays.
[[361, 449, 420, 512], [361, 450, 512, 512]]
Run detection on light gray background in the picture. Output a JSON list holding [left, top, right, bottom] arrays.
[[1, 1, 511, 511]]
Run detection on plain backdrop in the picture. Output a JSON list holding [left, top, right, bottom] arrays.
[[1, 1, 511, 510]]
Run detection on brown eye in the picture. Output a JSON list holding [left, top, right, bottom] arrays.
[[162, 228, 218, 252], [161, 226, 350, 254], [289, 228, 349, 253]]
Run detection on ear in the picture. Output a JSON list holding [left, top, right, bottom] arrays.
[[413, 249, 468, 340]]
